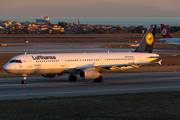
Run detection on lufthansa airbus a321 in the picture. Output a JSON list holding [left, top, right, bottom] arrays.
[[4, 25, 160, 84]]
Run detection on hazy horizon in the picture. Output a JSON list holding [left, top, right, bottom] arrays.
[[1, 1, 180, 17], [1, 0, 180, 10]]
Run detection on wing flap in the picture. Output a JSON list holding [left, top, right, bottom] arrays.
[[76, 62, 152, 70]]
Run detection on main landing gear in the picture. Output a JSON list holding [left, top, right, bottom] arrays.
[[94, 76, 103, 82], [69, 74, 77, 81], [21, 74, 27, 84]]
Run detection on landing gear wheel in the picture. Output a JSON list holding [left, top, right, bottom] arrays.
[[69, 74, 77, 81], [21, 80, 27, 84], [21, 75, 27, 84], [94, 76, 103, 82]]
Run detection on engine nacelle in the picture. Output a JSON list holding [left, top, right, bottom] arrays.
[[41, 73, 63, 78], [79, 69, 101, 79]]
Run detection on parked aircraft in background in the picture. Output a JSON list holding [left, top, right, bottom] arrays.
[[4, 25, 161, 84], [159, 24, 180, 47]]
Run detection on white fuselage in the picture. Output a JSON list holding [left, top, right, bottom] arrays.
[[4, 52, 159, 74], [4, 52, 158, 75], [159, 38, 180, 47]]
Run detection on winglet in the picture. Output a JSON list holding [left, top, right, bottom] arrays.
[[76, 62, 95, 69]]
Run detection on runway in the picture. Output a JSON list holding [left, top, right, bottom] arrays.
[[0, 43, 133, 54], [0, 72, 180, 100], [0, 43, 179, 54]]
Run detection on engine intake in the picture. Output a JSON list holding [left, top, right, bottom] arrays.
[[79, 69, 101, 79]]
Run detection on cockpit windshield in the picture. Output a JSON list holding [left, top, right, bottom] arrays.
[[9, 60, 22, 63]]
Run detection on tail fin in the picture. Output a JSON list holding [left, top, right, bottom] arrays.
[[134, 25, 156, 53], [160, 24, 172, 38]]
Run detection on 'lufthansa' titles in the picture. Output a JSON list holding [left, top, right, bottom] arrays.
[[32, 55, 56, 60], [146, 33, 154, 45]]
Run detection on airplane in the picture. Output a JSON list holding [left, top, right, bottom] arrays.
[[4, 25, 160, 84], [159, 24, 180, 47]]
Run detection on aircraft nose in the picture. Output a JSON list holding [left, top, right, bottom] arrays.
[[3, 63, 13, 73]]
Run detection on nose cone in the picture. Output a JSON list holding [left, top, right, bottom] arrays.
[[3, 63, 13, 73]]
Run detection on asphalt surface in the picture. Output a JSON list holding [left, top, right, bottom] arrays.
[[0, 37, 143, 39], [0, 72, 180, 100], [0, 43, 132, 54], [0, 43, 180, 100], [0, 43, 179, 54]]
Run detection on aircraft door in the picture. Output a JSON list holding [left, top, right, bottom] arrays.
[[99, 56, 104, 65], [26, 56, 33, 68], [60, 56, 65, 67], [136, 54, 142, 63]]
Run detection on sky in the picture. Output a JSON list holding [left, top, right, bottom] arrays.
[[1, 0, 180, 10]]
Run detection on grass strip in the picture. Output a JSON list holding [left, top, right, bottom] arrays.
[[1, 91, 180, 120]]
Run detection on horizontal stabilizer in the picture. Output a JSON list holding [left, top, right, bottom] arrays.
[[152, 60, 162, 65], [158, 60, 162, 65]]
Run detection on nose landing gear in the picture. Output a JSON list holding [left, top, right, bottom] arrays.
[[21, 74, 27, 84]]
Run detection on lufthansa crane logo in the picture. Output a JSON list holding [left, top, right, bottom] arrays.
[[162, 29, 167, 35], [146, 33, 154, 45]]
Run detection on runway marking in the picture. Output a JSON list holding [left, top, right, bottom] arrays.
[[0, 81, 92, 87], [158, 77, 180, 80], [1, 86, 180, 97], [0, 83, 43, 87]]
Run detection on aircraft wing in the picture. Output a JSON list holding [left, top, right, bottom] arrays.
[[76, 62, 152, 70], [167, 43, 180, 45], [167, 43, 180, 46]]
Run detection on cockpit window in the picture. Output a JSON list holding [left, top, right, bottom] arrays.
[[9, 60, 22, 63]]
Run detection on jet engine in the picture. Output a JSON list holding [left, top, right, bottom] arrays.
[[41, 73, 63, 78], [79, 69, 101, 79]]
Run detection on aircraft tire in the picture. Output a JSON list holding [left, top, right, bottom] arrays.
[[69, 75, 77, 81], [21, 80, 27, 84], [94, 76, 103, 82]]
